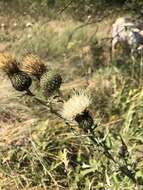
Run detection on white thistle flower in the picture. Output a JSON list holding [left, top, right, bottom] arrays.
[[61, 91, 91, 121]]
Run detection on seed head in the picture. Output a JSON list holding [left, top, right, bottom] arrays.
[[61, 91, 92, 122], [40, 71, 62, 97], [0, 52, 19, 74], [21, 54, 46, 79]]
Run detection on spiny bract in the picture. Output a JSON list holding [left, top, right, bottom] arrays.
[[40, 71, 62, 97], [0, 52, 19, 74], [75, 110, 94, 129], [9, 71, 32, 91], [21, 54, 46, 79]]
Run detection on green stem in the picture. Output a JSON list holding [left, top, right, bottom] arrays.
[[83, 127, 136, 183]]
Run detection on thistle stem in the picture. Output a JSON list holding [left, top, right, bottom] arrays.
[[84, 128, 116, 163], [26, 89, 35, 96], [24, 92, 69, 123], [82, 127, 136, 183]]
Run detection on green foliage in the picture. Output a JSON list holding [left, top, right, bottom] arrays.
[[125, 0, 143, 13], [0, 0, 143, 19]]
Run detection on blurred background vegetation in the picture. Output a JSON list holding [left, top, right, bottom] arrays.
[[1, 0, 143, 19]]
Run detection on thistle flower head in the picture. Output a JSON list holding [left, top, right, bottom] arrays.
[[21, 54, 46, 79], [9, 71, 32, 92], [61, 91, 92, 122], [0, 52, 19, 74], [40, 71, 62, 97]]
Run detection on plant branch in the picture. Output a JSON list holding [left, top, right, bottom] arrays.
[[82, 126, 136, 183]]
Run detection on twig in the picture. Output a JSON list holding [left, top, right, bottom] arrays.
[[58, 0, 73, 15]]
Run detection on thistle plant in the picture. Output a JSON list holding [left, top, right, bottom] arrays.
[[61, 91, 93, 128], [21, 54, 46, 80], [0, 52, 32, 93], [61, 90, 138, 183], [1, 53, 141, 187], [8, 71, 32, 92], [0, 52, 63, 118], [0, 52, 19, 74], [21, 54, 63, 98], [40, 71, 62, 97]]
